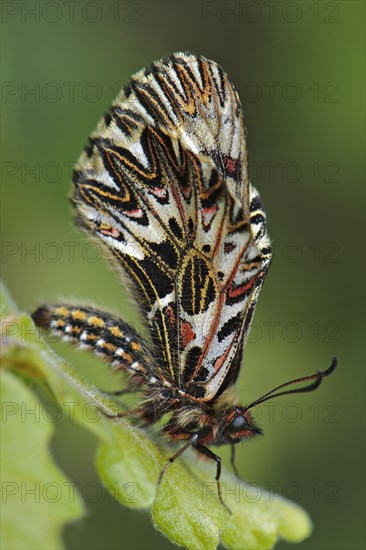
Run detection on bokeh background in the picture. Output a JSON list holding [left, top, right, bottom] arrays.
[[1, 1, 364, 549]]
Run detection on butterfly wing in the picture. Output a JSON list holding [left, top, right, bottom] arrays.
[[73, 53, 271, 399], [121, 53, 250, 217]]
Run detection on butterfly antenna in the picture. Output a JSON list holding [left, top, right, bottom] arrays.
[[245, 356, 337, 411]]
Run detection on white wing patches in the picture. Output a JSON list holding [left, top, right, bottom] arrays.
[[73, 53, 271, 402]]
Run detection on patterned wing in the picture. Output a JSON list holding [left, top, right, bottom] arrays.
[[73, 53, 271, 401]]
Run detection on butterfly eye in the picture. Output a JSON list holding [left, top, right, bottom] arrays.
[[231, 415, 245, 429]]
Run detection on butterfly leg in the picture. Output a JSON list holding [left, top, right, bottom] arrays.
[[194, 444, 231, 513], [230, 444, 240, 478], [158, 434, 198, 485], [98, 386, 141, 399], [230, 444, 249, 484], [102, 407, 146, 420]]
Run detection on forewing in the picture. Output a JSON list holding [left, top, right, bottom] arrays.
[[112, 52, 249, 215], [73, 53, 271, 397]]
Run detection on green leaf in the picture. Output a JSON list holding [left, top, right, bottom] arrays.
[[0, 281, 312, 549], [0, 370, 85, 550]]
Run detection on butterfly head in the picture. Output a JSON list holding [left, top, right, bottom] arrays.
[[219, 406, 262, 444], [212, 356, 338, 446]]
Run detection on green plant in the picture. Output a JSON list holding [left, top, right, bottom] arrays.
[[1, 282, 312, 549]]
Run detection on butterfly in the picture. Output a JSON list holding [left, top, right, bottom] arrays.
[[32, 52, 336, 511]]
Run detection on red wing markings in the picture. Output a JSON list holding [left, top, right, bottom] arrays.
[[71, 53, 271, 402]]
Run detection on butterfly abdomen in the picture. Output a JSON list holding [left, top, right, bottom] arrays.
[[31, 304, 150, 377]]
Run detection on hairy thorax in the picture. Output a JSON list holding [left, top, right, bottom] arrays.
[[141, 385, 261, 447]]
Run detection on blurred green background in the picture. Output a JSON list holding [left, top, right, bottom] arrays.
[[1, 1, 364, 549]]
